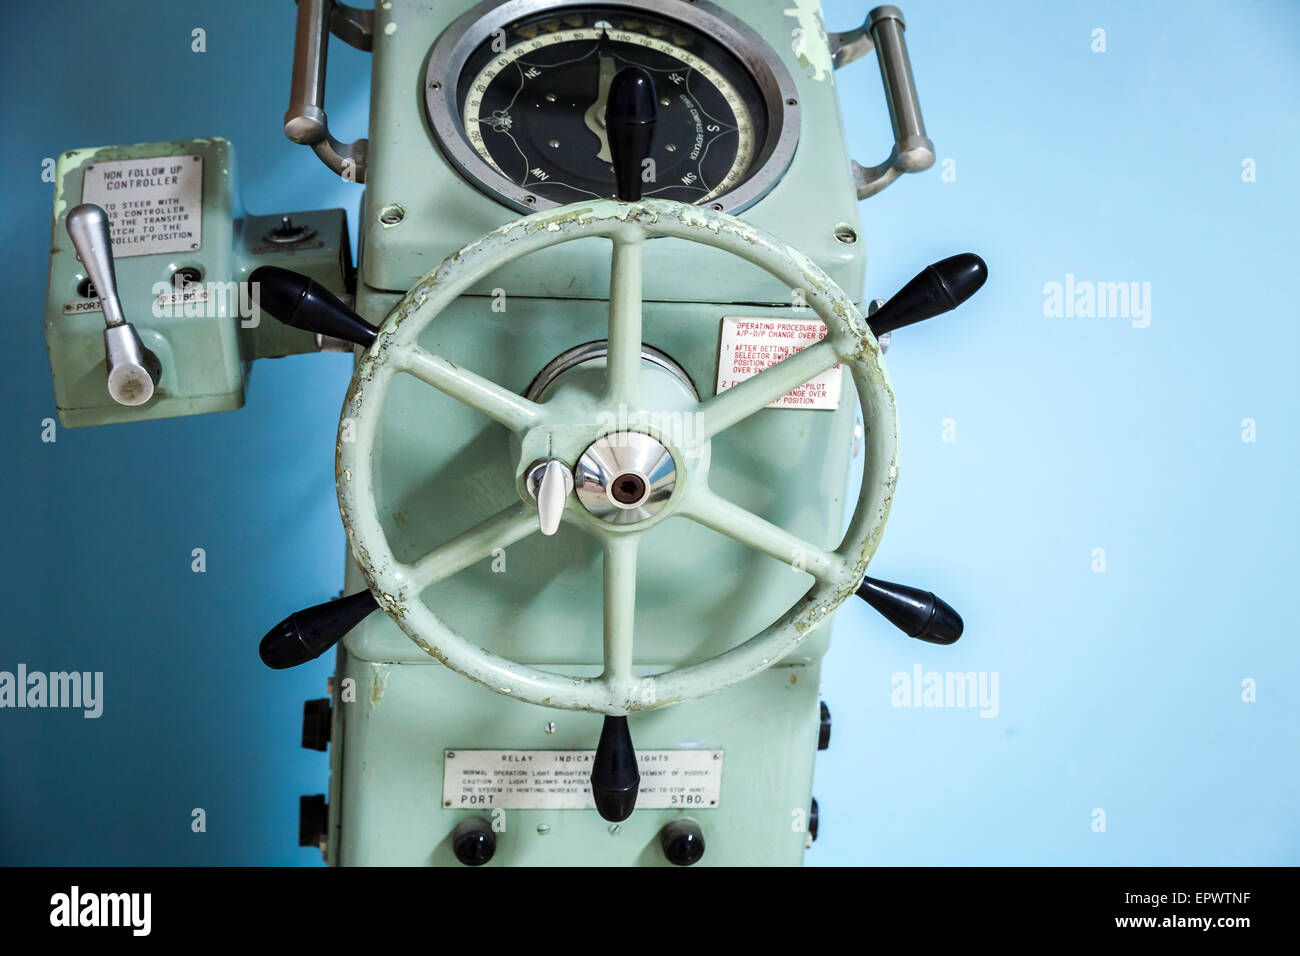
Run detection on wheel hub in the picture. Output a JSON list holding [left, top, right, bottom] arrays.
[[574, 432, 677, 525]]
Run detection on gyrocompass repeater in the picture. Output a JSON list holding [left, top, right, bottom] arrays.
[[43, 0, 986, 866]]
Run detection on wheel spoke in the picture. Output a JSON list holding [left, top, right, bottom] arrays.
[[696, 339, 840, 441], [680, 488, 845, 582], [397, 346, 543, 433], [601, 534, 639, 690], [605, 232, 645, 406], [400, 503, 539, 593]]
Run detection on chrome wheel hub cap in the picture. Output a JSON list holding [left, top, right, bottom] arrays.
[[575, 432, 677, 525]]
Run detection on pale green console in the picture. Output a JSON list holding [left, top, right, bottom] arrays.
[[42, 0, 983, 867]]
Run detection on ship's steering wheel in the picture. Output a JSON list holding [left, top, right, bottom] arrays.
[[252, 69, 984, 821], [336, 194, 898, 716]]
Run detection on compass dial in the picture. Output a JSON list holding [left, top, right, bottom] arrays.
[[427, 2, 799, 213]]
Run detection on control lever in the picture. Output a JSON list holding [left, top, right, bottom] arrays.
[[856, 576, 963, 645], [867, 253, 987, 338], [591, 715, 639, 822], [65, 204, 163, 407], [525, 459, 575, 536], [249, 265, 378, 347], [259, 590, 378, 669], [605, 67, 657, 202]]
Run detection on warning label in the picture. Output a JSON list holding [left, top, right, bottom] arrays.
[[443, 749, 723, 810], [81, 155, 203, 258], [716, 316, 843, 410]]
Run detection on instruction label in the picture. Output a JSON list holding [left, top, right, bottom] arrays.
[[716, 316, 843, 410], [81, 155, 203, 258], [443, 749, 723, 810]]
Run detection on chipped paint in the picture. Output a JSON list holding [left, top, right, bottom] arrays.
[[783, 0, 834, 81], [368, 664, 389, 709], [52, 138, 225, 220]]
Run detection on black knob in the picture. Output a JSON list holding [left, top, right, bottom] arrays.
[[298, 794, 327, 848], [809, 797, 819, 842], [249, 265, 378, 347], [856, 576, 963, 645], [301, 697, 331, 751], [590, 715, 639, 822], [259, 590, 379, 670], [659, 819, 706, 866], [867, 253, 988, 337], [605, 68, 658, 202], [451, 817, 496, 866], [818, 700, 831, 750]]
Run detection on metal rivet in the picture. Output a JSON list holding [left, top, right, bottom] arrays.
[[378, 203, 405, 226], [537, 823, 551, 835], [545, 721, 556, 734]]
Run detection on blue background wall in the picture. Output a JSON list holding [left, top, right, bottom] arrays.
[[1, 0, 1295, 865]]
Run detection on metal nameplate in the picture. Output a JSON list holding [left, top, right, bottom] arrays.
[[81, 155, 203, 258], [443, 749, 723, 810], [62, 299, 103, 315]]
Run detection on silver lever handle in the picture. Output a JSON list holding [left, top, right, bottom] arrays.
[[66, 204, 162, 407], [833, 5, 935, 199], [284, 0, 369, 183]]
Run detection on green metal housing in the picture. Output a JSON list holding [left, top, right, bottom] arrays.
[[42, 0, 883, 866], [44, 138, 351, 428]]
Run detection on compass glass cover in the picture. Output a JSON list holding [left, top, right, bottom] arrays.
[[455, 6, 772, 206]]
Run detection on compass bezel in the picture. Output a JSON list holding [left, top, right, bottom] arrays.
[[424, 0, 801, 215]]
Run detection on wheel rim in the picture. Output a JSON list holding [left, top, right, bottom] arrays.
[[336, 199, 898, 714]]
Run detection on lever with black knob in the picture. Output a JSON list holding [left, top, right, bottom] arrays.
[[249, 265, 378, 348], [590, 715, 639, 821], [605, 67, 658, 203], [867, 253, 987, 338], [851, 255, 985, 644], [259, 590, 378, 669], [856, 575, 963, 645]]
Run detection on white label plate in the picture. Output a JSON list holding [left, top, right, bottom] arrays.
[[443, 749, 723, 810], [716, 316, 843, 410], [81, 155, 203, 258], [154, 287, 210, 310], [62, 299, 102, 315]]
